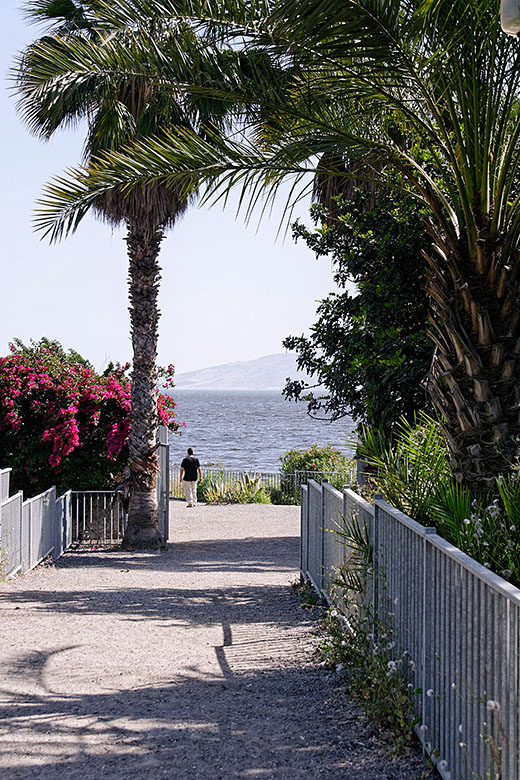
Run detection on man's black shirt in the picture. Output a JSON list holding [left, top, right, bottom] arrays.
[[181, 455, 200, 481]]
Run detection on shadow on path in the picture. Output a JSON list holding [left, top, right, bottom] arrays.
[[1, 583, 305, 627], [56, 535, 300, 574], [0, 658, 406, 780], [1, 511, 426, 779]]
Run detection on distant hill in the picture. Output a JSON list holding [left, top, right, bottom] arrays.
[[173, 353, 312, 390]]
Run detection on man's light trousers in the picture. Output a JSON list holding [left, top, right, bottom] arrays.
[[183, 480, 197, 505]]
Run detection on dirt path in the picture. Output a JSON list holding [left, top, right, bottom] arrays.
[[0, 503, 428, 779]]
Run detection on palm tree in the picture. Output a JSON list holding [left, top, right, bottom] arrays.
[[30, 0, 520, 494], [14, 0, 230, 546]]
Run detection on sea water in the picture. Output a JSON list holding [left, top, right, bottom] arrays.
[[169, 389, 355, 471]]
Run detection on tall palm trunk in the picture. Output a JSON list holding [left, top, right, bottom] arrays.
[[122, 218, 165, 549], [425, 218, 520, 493]]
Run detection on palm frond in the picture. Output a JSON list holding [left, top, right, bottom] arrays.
[[358, 413, 451, 524], [18, 0, 520, 253]]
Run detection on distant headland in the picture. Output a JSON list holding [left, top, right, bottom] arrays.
[[173, 353, 312, 391]]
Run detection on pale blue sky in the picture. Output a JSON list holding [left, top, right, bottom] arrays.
[[0, 4, 339, 375]]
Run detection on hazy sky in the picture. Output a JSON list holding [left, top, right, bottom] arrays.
[[0, 4, 340, 375]]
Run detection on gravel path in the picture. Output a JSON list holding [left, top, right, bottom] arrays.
[[0, 502, 430, 779]]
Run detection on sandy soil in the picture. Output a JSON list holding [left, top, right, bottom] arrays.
[[0, 502, 430, 779]]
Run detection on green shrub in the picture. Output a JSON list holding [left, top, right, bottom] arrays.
[[358, 412, 451, 525], [359, 414, 520, 588], [270, 487, 299, 505], [279, 444, 356, 503]]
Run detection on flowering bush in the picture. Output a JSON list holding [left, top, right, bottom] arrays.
[[0, 338, 177, 496]]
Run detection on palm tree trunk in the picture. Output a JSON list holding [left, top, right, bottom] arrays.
[[425, 221, 520, 494], [122, 218, 165, 549]]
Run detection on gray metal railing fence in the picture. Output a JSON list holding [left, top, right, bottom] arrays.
[[169, 466, 356, 501], [71, 427, 170, 546], [157, 426, 170, 540], [0, 475, 72, 577], [169, 467, 281, 499], [0, 468, 11, 502], [289, 468, 356, 499], [301, 479, 520, 780], [1, 426, 170, 572], [70, 491, 126, 546]]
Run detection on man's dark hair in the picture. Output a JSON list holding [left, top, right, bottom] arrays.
[[187, 447, 193, 455]]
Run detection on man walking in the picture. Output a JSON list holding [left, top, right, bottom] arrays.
[[180, 447, 202, 507]]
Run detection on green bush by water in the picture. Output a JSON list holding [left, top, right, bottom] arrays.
[[279, 444, 356, 503]]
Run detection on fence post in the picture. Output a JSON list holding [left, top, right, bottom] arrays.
[[300, 483, 307, 578], [421, 526, 437, 751], [320, 480, 328, 593], [373, 494, 382, 633], [0, 468, 12, 502], [53, 491, 64, 562], [27, 499, 33, 572], [157, 426, 170, 542], [64, 491, 71, 550]]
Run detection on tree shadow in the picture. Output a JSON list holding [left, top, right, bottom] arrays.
[[0, 518, 430, 780], [61, 536, 300, 574], [0, 644, 422, 780], [0, 583, 307, 628]]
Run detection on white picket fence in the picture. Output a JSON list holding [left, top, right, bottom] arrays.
[[0, 426, 170, 577], [302, 479, 520, 780]]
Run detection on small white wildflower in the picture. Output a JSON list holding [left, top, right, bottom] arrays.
[[387, 660, 397, 672], [419, 724, 428, 732], [426, 689, 434, 698], [330, 609, 339, 618], [459, 742, 466, 749], [409, 660, 416, 672], [487, 699, 500, 712], [502, 570, 512, 579], [386, 641, 395, 650], [511, 525, 516, 532], [463, 518, 471, 525], [482, 541, 489, 547], [486, 500, 501, 519], [484, 562, 491, 568], [439, 760, 448, 771], [407, 683, 413, 689], [451, 682, 457, 690]]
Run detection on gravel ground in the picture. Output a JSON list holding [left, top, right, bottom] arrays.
[[0, 502, 431, 779]]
